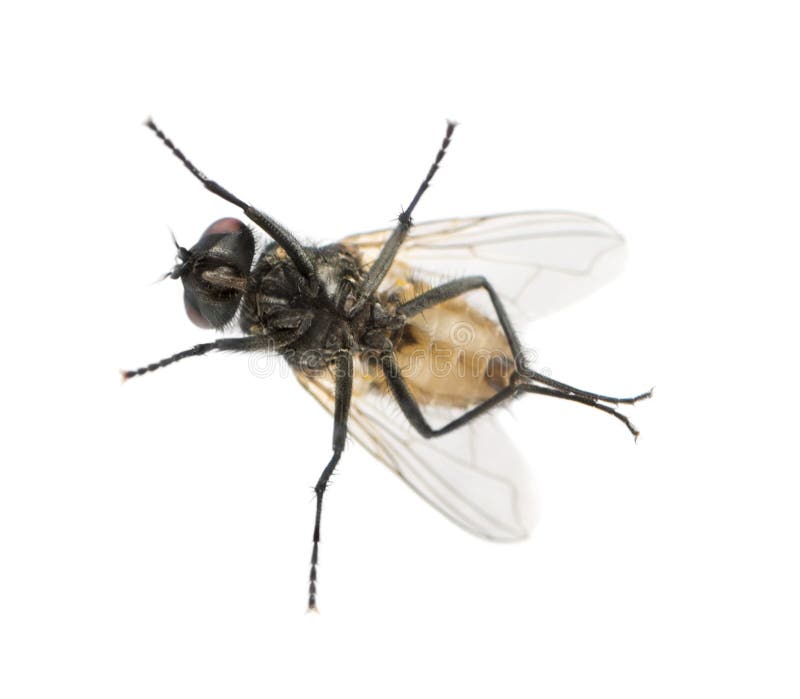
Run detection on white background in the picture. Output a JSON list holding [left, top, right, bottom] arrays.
[[2, 1, 798, 697]]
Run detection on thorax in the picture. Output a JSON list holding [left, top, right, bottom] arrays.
[[238, 244, 398, 370]]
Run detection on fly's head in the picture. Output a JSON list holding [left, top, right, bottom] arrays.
[[169, 218, 256, 329]]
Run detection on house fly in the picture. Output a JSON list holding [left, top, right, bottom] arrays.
[[123, 119, 652, 611]]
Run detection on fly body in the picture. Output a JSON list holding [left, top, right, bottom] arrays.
[[124, 119, 651, 610]]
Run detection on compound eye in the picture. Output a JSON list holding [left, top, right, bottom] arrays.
[[184, 290, 213, 328], [179, 219, 255, 329], [189, 218, 256, 276], [201, 217, 246, 239]]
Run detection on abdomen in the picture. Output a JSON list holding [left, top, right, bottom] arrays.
[[357, 276, 515, 410]]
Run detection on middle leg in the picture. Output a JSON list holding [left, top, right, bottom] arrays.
[[307, 351, 353, 612]]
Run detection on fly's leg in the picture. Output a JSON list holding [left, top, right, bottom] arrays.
[[400, 276, 651, 404], [145, 119, 317, 282], [382, 351, 642, 439], [392, 277, 651, 439], [349, 121, 457, 316], [120, 336, 269, 380], [380, 348, 517, 437], [399, 276, 526, 371], [308, 351, 353, 612]]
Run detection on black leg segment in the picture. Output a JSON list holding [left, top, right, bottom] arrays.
[[121, 336, 269, 380], [308, 351, 353, 611], [145, 119, 318, 282], [382, 349, 645, 441], [350, 121, 457, 315], [381, 349, 517, 438], [399, 275, 653, 408], [384, 276, 651, 440]]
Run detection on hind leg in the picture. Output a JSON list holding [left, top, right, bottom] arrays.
[[385, 277, 650, 439], [398, 276, 652, 406]]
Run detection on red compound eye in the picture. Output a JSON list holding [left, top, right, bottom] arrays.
[[201, 217, 246, 238], [178, 218, 255, 329], [184, 292, 213, 328]]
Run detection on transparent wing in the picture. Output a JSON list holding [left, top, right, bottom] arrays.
[[296, 369, 535, 542], [341, 211, 626, 323]]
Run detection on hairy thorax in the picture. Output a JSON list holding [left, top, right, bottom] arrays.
[[238, 244, 403, 372]]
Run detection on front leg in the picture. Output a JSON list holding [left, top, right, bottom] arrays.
[[145, 119, 318, 282], [121, 336, 271, 380], [307, 351, 353, 612]]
